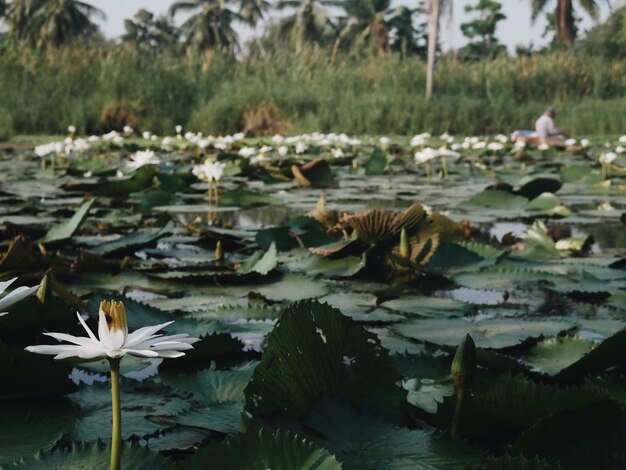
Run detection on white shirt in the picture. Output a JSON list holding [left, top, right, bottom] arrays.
[[535, 114, 560, 138]]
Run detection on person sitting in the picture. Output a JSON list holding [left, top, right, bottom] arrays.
[[535, 107, 567, 139]]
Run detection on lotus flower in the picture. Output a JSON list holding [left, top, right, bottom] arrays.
[[126, 150, 160, 170], [26, 300, 198, 360], [192, 160, 226, 183], [0, 277, 39, 316]]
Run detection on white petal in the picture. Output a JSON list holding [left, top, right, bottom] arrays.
[[124, 321, 174, 347], [0, 277, 17, 294], [98, 311, 115, 349], [108, 330, 126, 349], [44, 332, 99, 348], [76, 312, 99, 342], [0, 284, 38, 311], [146, 341, 195, 351], [121, 348, 160, 358], [153, 350, 186, 358]]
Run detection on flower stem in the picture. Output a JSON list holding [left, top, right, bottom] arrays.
[[451, 387, 464, 439], [109, 358, 122, 470]]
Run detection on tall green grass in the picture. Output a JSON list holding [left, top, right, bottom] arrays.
[[1, 45, 626, 137]]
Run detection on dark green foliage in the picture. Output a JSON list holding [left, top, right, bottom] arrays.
[[244, 300, 407, 423]]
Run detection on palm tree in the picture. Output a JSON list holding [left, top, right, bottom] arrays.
[[238, 0, 270, 27], [6, 0, 44, 39], [531, 0, 606, 45], [25, 0, 105, 47], [275, 0, 341, 52], [340, 0, 393, 55], [170, 0, 241, 54], [425, 0, 451, 99], [122, 9, 178, 50], [387, 5, 427, 58]]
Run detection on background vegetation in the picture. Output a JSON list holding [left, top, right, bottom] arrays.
[[1, 0, 626, 137]]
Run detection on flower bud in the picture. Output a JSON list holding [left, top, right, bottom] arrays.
[[451, 333, 476, 390], [399, 228, 410, 259]]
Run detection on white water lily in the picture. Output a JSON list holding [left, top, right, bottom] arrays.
[[193, 160, 226, 182], [537, 143, 550, 151], [175, 125, 183, 134], [127, 150, 160, 170], [600, 152, 617, 164], [0, 277, 39, 316], [580, 139, 590, 147], [565, 138, 577, 146], [26, 300, 198, 360], [295, 142, 308, 154], [67, 125, 77, 135], [619, 135, 626, 144], [414, 147, 439, 164]]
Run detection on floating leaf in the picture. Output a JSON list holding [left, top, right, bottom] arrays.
[[38, 199, 95, 245], [244, 300, 407, 423]]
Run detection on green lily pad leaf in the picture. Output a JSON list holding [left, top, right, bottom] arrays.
[[238, 242, 278, 275], [523, 337, 596, 376], [466, 454, 562, 470], [196, 362, 256, 404], [513, 401, 626, 470], [93, 166, 158, 197], [0, 340, 76, 401], [169, 402, 243, 435], [304, 397, 482, 470], [381, 296, 471, 318], [38, 199, 95, 245], [3, 442, 171, 469], [510, 221, 560, 261], [524, 193, 570, 217], [70, 381, 190, 441], [436, 374, 608, 444], [252, 274, 329, 301], [88, 221, 174, 257], [160, 333, 245, 372], [0, 401, 76, 465], [177, 429, 341, 470], [365, 148, 387, 176], [607, 291, 626, 310], [556, 327, 626, 380], [220, 188, 279, 207], [464, 190, 528, 210], [516, 177, 562, 200], [244, 300, 407, 423], [285, 252, 365, 278], [255, 226, 300, 251], [393, 318, 574, 349], [146, 427, 209, 452]]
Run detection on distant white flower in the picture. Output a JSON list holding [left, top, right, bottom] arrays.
[[175, 125, 183, 135], [616, 146, 626, 154], [379, 137, 390, 146], [414, 147, 439, 164], [619, 135, 626, 144], [580, 139, 590, 147], [233, 132, 245, 140], [238, 147, 257, 158], [142, 131, 152, 140], [515, 141, 527, 149], [127, 150, 160, 170], [67, 125, 77, 135], [598, 201, 615, 211], [600, 152, 617, 164], [278, 146, 289, 156], [272, 134, 285, 144], [410, 133, 431, 147], [487, 142, 504, 152], [332, 148, 345, 158], [0, 277, 39, 316], [193, 160, 226, 182], [83, 171, 93, 178], [161, 137, 174, 148], [473, 141, 487, 150], [26, 300, 198, 360], [259, 145, 273, 154], [295, 142, 308, 154], [537, 143, 550, 151], [565, 138, 577, 146], [495, 134, 508, 143], [123, 126, 134, 135]]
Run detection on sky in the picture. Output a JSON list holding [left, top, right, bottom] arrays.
[[89, 0, 617, 53]]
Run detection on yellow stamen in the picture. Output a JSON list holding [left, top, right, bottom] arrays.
[[100, 300, 127, 334]]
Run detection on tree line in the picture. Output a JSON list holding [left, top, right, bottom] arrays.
[[0, 0, 618, 99]]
